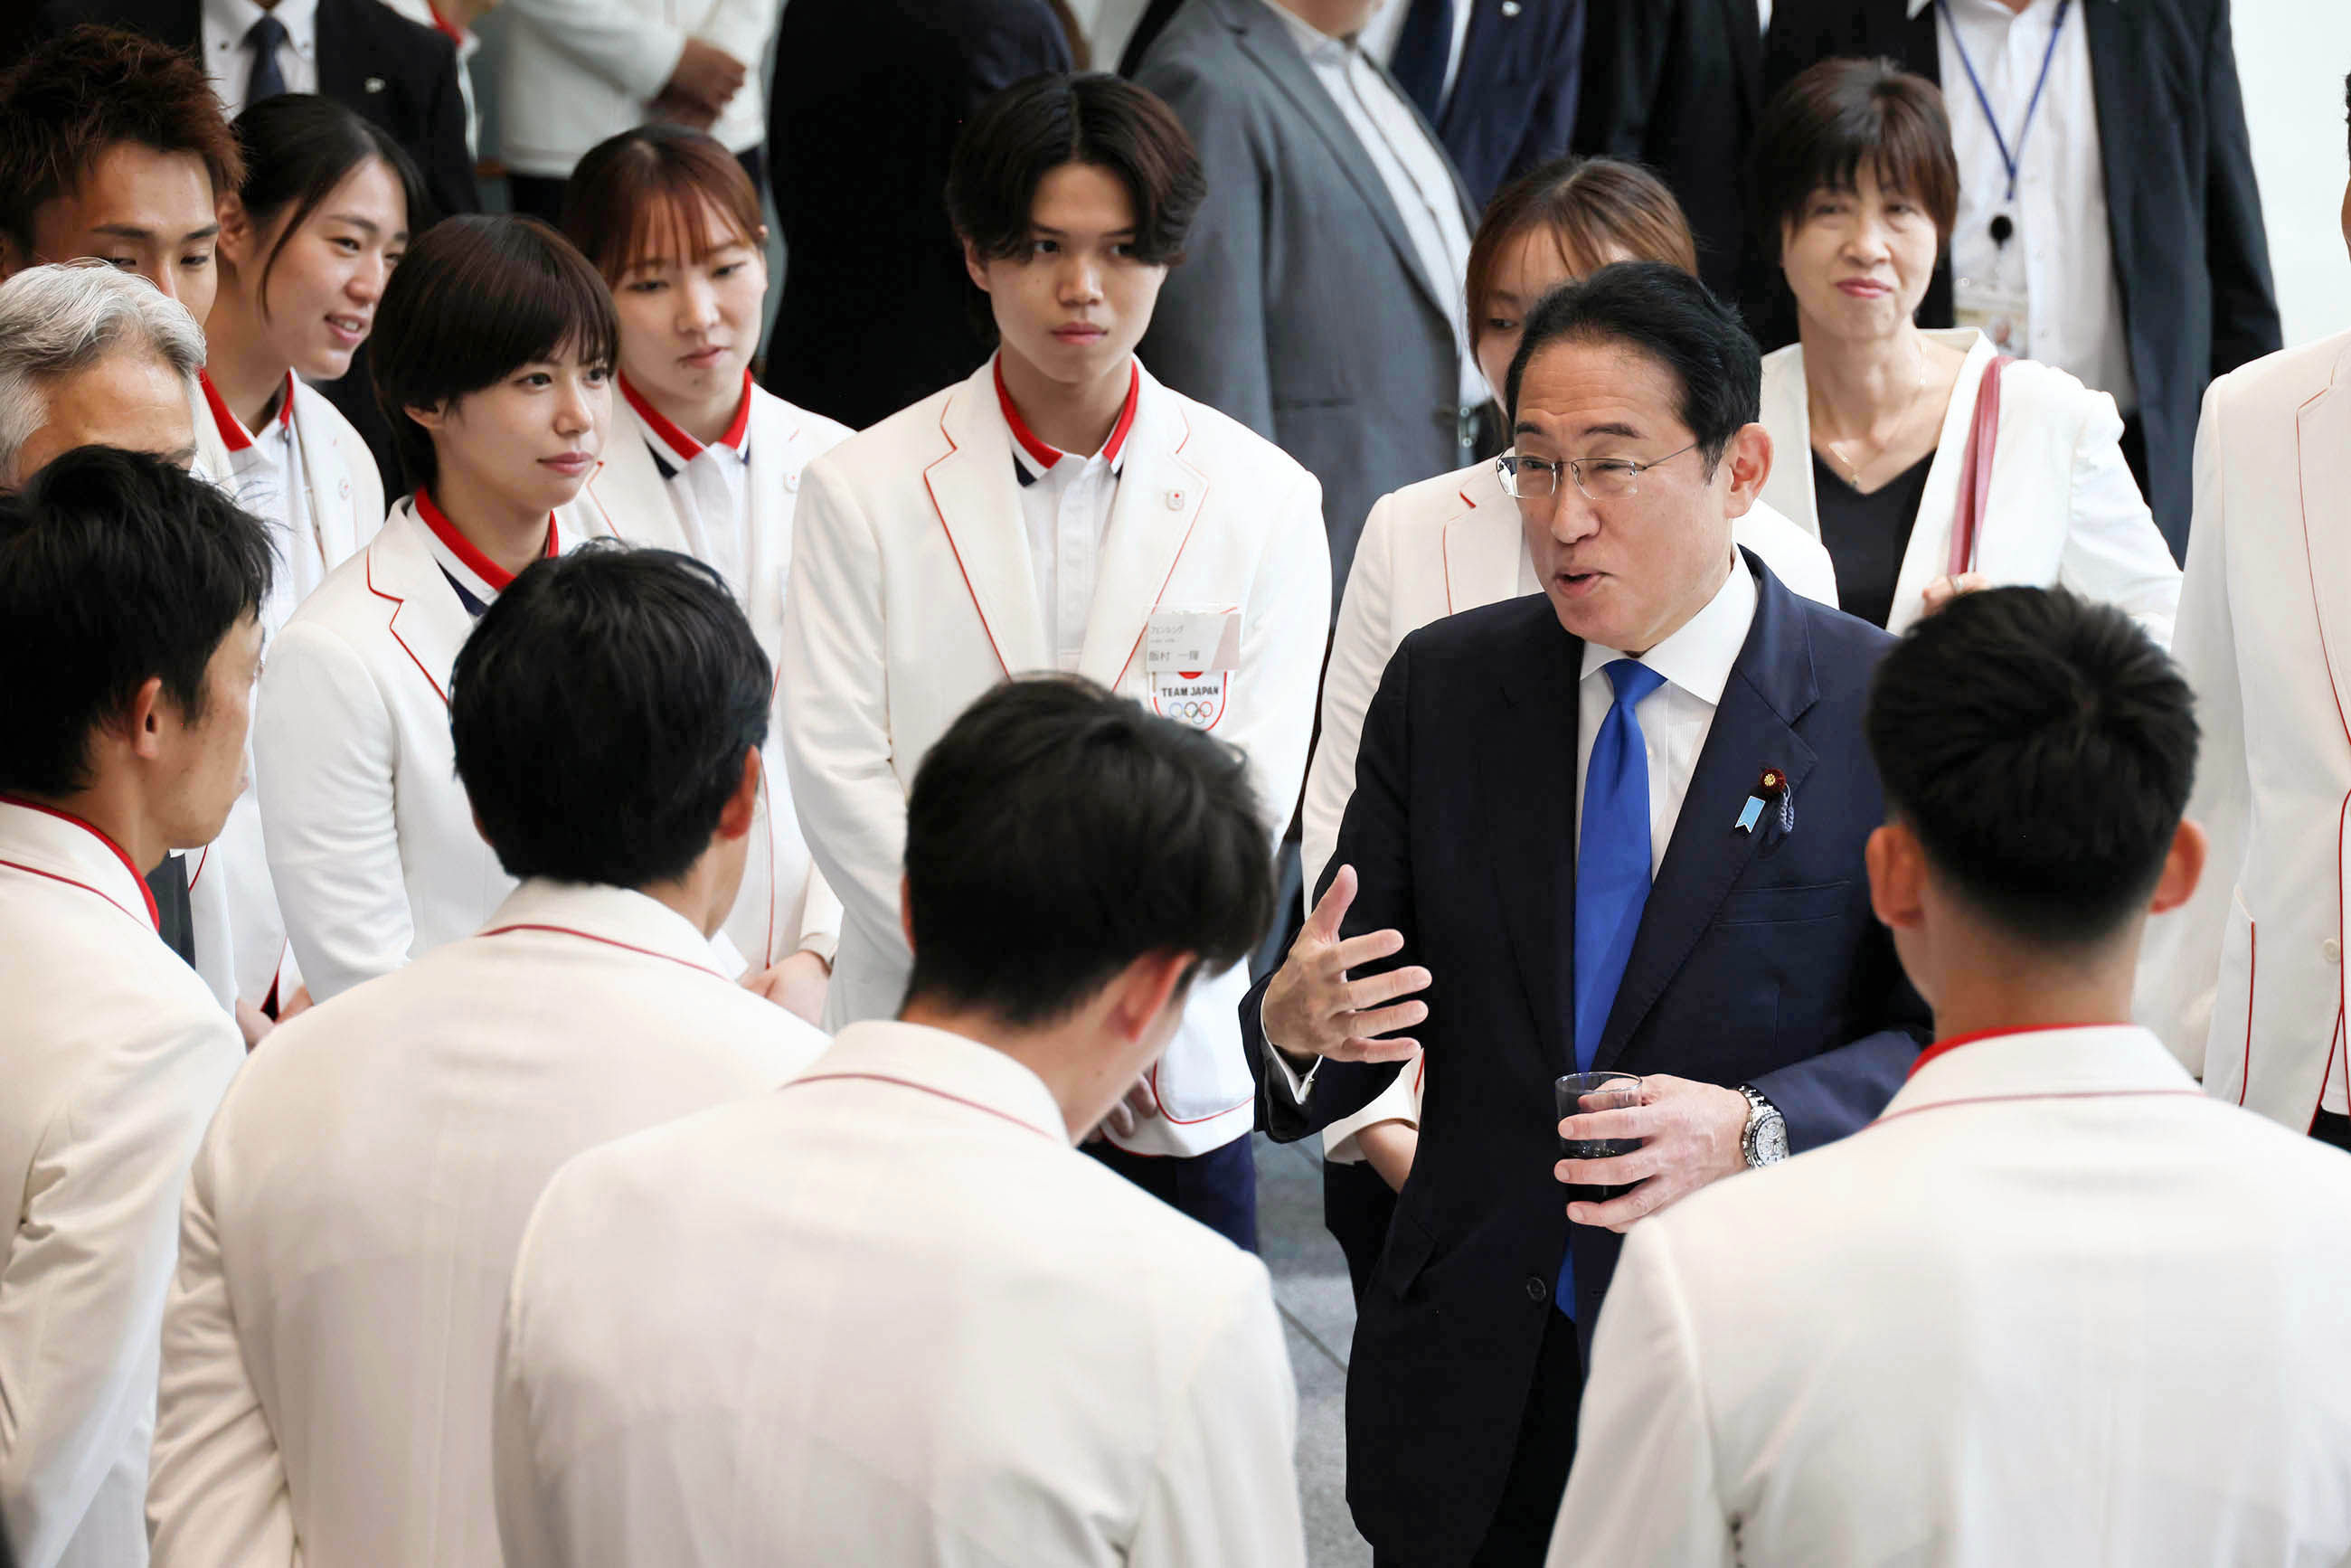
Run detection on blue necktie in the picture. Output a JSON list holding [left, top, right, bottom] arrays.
[[1558, 657, 1665, 1316], [1387, 0, 1454, 121], [244, 14, 288, 107]]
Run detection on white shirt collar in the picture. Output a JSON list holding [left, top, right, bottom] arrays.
[[1909, 0, 2064, 15], [796, 1020, 1077, 1144], [1259, 0, 1351, 62], [1578, 547, 1758, 707], [204, 0, 322, 53]]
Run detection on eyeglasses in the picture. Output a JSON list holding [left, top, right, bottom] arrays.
[[1495, 442, 1700, 503]]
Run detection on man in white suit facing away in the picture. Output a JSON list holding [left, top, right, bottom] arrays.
[[0, 449, 266, 1568], [146, 545, 828, 1568], [494, 676, 1308, 1568], [1552, 587, 2351, 1566], [779, 72, 1328, 1249], [2138, 75, 2351, 1149]]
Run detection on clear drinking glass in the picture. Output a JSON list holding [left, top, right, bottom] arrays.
[[1555, 1071, 1643, 1204]]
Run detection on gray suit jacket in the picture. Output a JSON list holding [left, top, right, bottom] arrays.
[[1135, 0, 1479, 604]]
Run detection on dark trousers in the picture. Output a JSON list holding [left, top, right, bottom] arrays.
[[1323, 1157, 1399, 1301], [2313, 1109, 2351, 1154], [1374, 1308, 1585, 1568], [1082, 1134, 1258, 1252], [506, 144, 766, 224]]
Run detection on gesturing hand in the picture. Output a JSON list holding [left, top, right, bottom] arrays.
[[1554, 1073, 1749, 1233], [1259, 864, 1430, 1066]]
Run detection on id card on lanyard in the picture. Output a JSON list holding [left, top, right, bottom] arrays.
[[1940, 0, 2072, 356]]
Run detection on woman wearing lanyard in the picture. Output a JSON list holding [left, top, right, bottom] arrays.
[[255, 214, 621, 1002], [1749, 58, 2177, 639], [186, 94, 428, 1025], [1300, 155, 1840, 1299], [559, 125, 849, 1025]]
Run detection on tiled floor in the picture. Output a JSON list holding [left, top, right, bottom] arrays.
[[1253, 1133, 1374, 1567]]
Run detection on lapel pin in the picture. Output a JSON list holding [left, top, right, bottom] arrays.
[[1734, 768, 1789, 836], [1166, 488, 1185, 510], [364, 76, 386, 92], [1501, 0, 1521, 14]]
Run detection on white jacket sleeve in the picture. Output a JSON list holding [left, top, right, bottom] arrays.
[[1303, 488, 1396, 909], [778, 459, 909, 1021], [1545, 1225, 1734, 1568], [1128, 1262, 1306, 1568], [1222, 469, 1331, 844], [254, 620, 412, 1002], [147, 1122, 299, 1567], [496, 0, 686, 102], [2055, 387, 2182, 650], [2134, 381, 2243, 1076], [0, 1014, 238, 1568]]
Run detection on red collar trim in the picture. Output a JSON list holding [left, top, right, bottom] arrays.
[[994, 357, 1140, 471], [0, 796, 160, 930], [619, 369, 752, 463], [1906, 1021, 2129, 1082], [199, 370, 295, 453], [426, 1, 467, 42], [414, 489, 556, 593]]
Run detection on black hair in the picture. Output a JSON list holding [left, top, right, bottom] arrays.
[[448, 543, 769, 889], [1505, 260, 1761, 471], [946, 72, 1204, 267], [902, 677, 1274, 1028], [1866, 586, 2199, 949], [0, 446, 272, 796], [1751, 57, 1959, 262], [230, 94, 431, 313], [369, 214, 618, 495]]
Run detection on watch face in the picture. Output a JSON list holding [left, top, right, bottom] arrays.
[[1751, 1115, 1790, 1167]]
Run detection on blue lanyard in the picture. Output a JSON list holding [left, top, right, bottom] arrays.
[[1936, 0, 2073, 207]]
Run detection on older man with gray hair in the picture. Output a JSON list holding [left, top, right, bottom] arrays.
[[0, 260, 214, 992]]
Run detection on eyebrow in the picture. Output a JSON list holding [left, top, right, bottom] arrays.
[[1512, 419, 1648, 441], [1028, 224, 1139, 238], [90, 221, 221, 242], [324, 213, 382, 235]]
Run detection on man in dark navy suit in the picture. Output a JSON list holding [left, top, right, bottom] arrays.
[[1244, 260, 1928, 1567]]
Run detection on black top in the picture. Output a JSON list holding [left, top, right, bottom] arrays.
[[1810, 448, 1935, 630]]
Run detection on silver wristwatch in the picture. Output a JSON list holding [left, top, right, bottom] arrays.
[[1736, 1083, 1789, 1168]]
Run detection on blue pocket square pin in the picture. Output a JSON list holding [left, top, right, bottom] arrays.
[[1735, 769, 1790, 836]]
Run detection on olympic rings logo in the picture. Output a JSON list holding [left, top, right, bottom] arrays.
[[1171, 698, 1217, 723]]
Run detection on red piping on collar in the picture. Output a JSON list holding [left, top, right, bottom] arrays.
[[1905, 1020, 2129, 1082], [620, 368, 751, 461], [477, 921, 724, 979], [780, 1069, 1061, 1140], [199, 370, 294, 453], [414, 489, 555, 592], [0, 796, 160, 930], [995, 356, 1140, 470]]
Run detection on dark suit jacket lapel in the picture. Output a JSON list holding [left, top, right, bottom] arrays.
[[314, 0, 364, 108], [1494, 605, 1582, 1079], [1594, 558, 1821, 1072], [1221, 0, 1459, 324], [2081, 0, 2141, 285], [1718, 0, 1761, 124]]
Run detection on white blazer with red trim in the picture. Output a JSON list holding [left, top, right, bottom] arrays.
[[1758, 329, 2180, 642], [779, 356, 1329, 1157], [184, 375, 387, 1013], [2139, 330, 2351, 1129], [0, 798, 242, 1568], [590, 381, 852, 972], [1550, 1024, 2351, 1568], [1303, 460, 1837, 1165], [146, 878, 826, 1568], [252, 496, 603, 1002], [491, 1018, 1305, 1568]]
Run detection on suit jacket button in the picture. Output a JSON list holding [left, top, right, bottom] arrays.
[[1524, 1275, 1547, 1303], [784, 471, 800, 493], [2327, 938, 2342, 964]]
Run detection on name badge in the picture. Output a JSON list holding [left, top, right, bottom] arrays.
[[1954, 274, 2031, 356], [1145, 609, 1241, 675]]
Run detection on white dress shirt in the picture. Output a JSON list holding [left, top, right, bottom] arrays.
[[1927, 0, 2136, 412], [493, 1019, 1308, 1568], [1260, 0, 1483, 411], [199, 0, 320, 117], [1005, 362, 1138, 673], [200, 373, 318, 635], [619, 373, 757, 588], [1356, 0, 1478, 110]]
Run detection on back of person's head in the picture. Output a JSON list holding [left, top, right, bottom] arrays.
[[448, 543, 768, 889], [946, 72, 1205, 267], [227, 94, 431, 293], [1506, 260, 1760, 469], [1466, 156, 1697, 344], [0, 445, 271, 797], [903, 677, 1273, 1027], [1867, 587, 2199, 949], [0, 262, 206, 486], [0, 25, 242, 266], [561, 122, 763, 283], [370, 213, 618, 494], [1751, 56, 1958, 264]]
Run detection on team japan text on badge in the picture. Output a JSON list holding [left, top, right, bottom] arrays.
[[1147, 608, 1239, 732]]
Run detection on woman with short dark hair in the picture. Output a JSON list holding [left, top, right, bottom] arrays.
[[1751, 57, 2177, 638], [254, 213, 633, 1002]]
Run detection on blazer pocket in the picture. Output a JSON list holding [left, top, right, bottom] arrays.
[[1372, 1204, 1439, 1301], [1716, 880, 1854, 927]]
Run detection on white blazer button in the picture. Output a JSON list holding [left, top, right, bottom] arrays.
[[2327, 939, 2342, 964], [1166, 489, 1185, 510]]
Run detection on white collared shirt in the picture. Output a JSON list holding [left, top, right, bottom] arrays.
[[621, 372, 755, 592], [199, 371, 317, 636], [1573, 549, 1759, 875], [1259, 0, 1484, 411], [199, 0, 322, 117], [1355, 0, 1478, 111], [1924, 0, 2136, 413], [1000, 358, 1139, 675]]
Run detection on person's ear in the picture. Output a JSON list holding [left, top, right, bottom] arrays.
[[0, 229, 26, 280], [217, 194, 257, 271], [899, 873, 914, 954], [405, 399, 448, 437], [1721, 422, 1772, 521], [1865, 820, 1926, 933], [960, 238, 993, 296], [111, 674, 174, 761], [713, 748, 760, 844], [2148, 817, 2208, 916], [1108, 949, 1194, 1044]]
